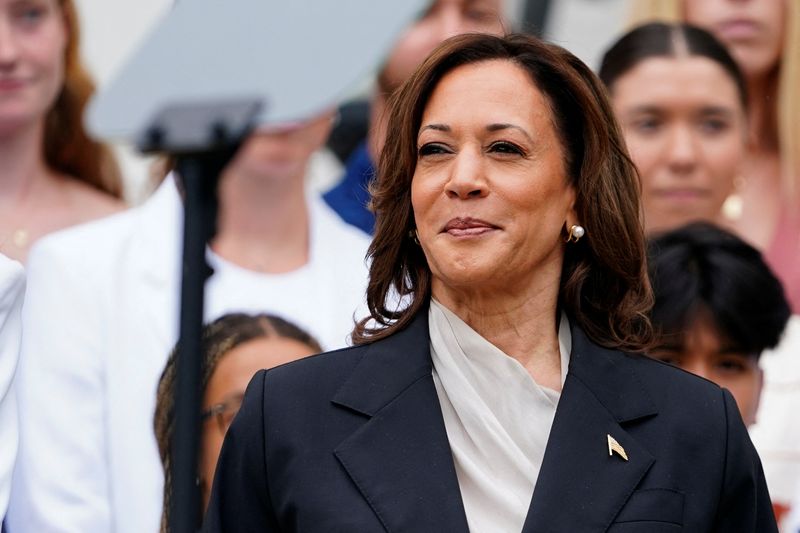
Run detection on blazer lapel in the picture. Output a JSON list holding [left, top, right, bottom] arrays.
[[332, 311, 470, 533], [523, 327, 658, 533]]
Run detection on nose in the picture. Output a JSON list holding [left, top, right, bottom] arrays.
[[0, 19, 19, 69], [666, 125, 699, 175], [445, 148, 488, 200], [684, 360, 712, 382]]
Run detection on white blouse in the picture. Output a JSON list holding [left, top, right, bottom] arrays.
[[429, 299, 571, 533]]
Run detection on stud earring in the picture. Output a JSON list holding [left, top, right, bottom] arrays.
[[566, 224, 585, 243]]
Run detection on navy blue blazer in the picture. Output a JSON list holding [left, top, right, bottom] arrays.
[[202, 311, 776, 532]]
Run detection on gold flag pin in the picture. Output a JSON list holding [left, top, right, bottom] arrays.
[[607, 434, 628, 461]]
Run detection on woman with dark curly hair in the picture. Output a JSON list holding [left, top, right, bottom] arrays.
[[155, 313, 320, 532]]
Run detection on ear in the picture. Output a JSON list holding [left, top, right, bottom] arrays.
[[564, 183, 579, 228]]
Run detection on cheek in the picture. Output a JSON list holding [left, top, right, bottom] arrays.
[[199, 425, 224, 482], [624, 137, 661, 187]]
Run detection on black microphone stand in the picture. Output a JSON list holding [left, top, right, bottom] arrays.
[[139, 99, 262, 533]]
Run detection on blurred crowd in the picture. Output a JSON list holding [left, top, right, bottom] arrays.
[[0, 0, 798, 531]]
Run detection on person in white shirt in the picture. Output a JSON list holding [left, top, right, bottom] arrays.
[[0, 254, 23, 522], [7, 113, 371, 533]]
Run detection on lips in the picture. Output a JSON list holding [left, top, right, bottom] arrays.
[[441, 217, 499, 237], [716, 19, 761, 40], [0, 79, 26, 91]]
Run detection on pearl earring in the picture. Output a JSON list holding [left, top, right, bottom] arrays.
[[566, 224, 585, 243]]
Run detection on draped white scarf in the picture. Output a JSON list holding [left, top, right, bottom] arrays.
[[429, 299, 571, 533]]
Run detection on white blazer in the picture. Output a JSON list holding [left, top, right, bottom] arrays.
[[0, 254, 23, 522], [7, 175, 371, 533]]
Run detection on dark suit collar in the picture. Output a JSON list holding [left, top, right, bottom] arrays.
[[332, 309, 471, 532], [332, 309, 660, 532], [522, 325, 659, 532], [566, 326, 658, 422], [332, 308, 433, 417]]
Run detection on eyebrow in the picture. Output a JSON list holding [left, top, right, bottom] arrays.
[[419, 123, 534, 142], [625, 105, 737, 116]]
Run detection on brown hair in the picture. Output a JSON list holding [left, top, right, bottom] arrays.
[[46, 0, 122, 197], [353, 33, 653, 352], [154, 313, 321, 532]]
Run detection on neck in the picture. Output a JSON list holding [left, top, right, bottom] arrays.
[[746, 71, 780, 153], [212, 166, 310, 274], [0, 121, 50, 203], [432, 262, 564, 390]]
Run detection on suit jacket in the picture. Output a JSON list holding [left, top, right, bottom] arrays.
[[202, 310, 776, 532]]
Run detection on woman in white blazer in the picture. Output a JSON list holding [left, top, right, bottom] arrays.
[[6, 116, 371, 533], [0, 254, 24, 523]]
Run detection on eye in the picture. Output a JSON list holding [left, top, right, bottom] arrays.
[[632, 117, 662, 134], [14, 4, 46, 26], [488, 141, 524, 156], [698, 118, 730, 135], [464, 7, 498, 24], [418, 142, 452, 157], [715, 355, 750, 374]]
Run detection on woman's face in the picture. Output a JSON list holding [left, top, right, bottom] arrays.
[[380, 0, 504, 93], [199, 337, 317, 511], [411, 60, 577, 295], [230, 111, 334, 183], [684, 0, 786, 79], [611, 56, 746, 234], [651, 316, 763, 426], [0, 0, 66, 134]]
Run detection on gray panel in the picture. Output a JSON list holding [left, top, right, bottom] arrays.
[[88, 0, 428, 142]]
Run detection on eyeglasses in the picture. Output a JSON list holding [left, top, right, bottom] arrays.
[[200, 393, 245, 435]]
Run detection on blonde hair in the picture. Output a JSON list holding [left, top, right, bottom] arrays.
[[629, 0, 800, 197]]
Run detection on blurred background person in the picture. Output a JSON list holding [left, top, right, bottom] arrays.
[[0, 254, 23, 524], [599, 22, 748, 235], [630, 0, 800, 313], [648, 222, 794, 524], [601, 20, 800, 525], [648, 222, 790, 426], [0, 0, 124, 262], [323, 0, 509, 234], [154, 313, 321, 532], [7, 110, 371, 533]]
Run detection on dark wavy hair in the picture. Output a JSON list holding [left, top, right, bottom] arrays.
[[353, 33, 654, 352], [599, 22, 748, 111], [648, 222, 791, 356]]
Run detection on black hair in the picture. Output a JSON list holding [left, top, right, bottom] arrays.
[[599, 22, 748, 110], [648, 222, 791, 357]]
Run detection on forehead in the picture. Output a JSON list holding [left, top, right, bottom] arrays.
[[613, 56, 742, 110], [421, 60, 554, 130]]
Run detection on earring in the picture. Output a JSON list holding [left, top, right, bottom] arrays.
[[565, 224, 585, 243], [409, 229, 420, 245], [722, 175, 746, 221]]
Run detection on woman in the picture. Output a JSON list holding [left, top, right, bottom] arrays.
[[598, 22, 748, 234], [0, 0, 123, 262], [202, 33, 775, 532], [7, 108, 371, 532], [647, 222, 790, 426], [630, 0, 800, 312], [155, 313, 321, 531]]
